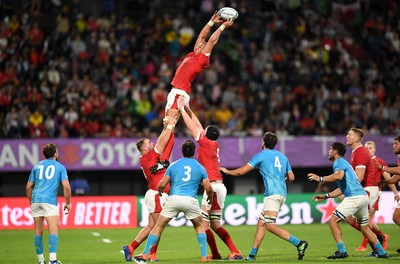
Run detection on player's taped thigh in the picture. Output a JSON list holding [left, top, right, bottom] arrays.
[[333, 209, 346, 222], [357, 217, 369, 227], [202, 209, 210, 221], [259, 211, 276, 224], [209, 212, 221, 221], [202, 210, 222, 221]]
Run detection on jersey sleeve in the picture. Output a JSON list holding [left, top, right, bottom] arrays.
[[334, 159, 347, 173], [377, 157, 387, 167], [248, 152, 262, 168], [60, 164, 68, 180], [28, 167, 36, 182], [165, 165, 172, 178], [353, 150, 369, 168], [200, 165, 208, 180], [286, 159, 292, 173]]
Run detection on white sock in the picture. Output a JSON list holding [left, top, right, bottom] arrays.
[[49, 253, 57, 261], [37, 254, 45, 262]]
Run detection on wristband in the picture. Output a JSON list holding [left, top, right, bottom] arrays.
[[207, 21, 214, 27], [167, 124, 175, 130], [325, 193, 330, 199], [219, 25, 225, 31], [381, 166, 385, 171], [180, 107, 186, 113], [320, 176, 324, 182]]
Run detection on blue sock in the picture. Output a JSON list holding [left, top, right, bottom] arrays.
[[337, 242, 346, 253], [197, 233, 207, 257], [289, 235, 301, 247], [48, 234, 58, 253], [249, 247, 258, 256], [374, 242, 386, 255], [143, 234, 159, 254], [34, 235, 43, 254]]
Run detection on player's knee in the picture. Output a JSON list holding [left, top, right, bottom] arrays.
[[329, 214, 342, 225], [345, 216, 355, 225], [210, 220, 221, 231]]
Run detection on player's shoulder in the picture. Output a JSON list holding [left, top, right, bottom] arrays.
[[355, 146, 370, 158], [53, 160, 67, 171], [375, 156, 387, 165]]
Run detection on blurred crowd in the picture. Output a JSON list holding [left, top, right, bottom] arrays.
[[0, 0, 399, 139]]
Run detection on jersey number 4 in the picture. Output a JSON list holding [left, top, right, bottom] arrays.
[[274, 156, 282, 171]]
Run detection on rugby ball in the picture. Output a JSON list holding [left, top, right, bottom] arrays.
[[218, 7, 239, 20]]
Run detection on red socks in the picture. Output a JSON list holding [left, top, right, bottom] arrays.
[[215, 227, 238, 253], [129, 240, 139, 252], [206, 229, 220, 255]]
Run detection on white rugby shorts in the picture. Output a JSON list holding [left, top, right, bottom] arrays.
[[263, 194, 286, 212], [161, 195, 201, 220], [364, 186, 380, 210], [144, 189, 168, 214], [31, 203, 59, 217], [336, 194, 369, 224], [202, 182, 226, 211], [165, 88, 190, 112]]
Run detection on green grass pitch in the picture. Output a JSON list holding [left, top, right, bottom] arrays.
[[1, 224, 399, 263]]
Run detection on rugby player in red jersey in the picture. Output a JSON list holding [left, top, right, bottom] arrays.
[[345, 128, 388, 256], [354, 140, 398, 251], [122, 116, 177, 262], [151, 12, 234, 173], [177, 96, 242, 260]]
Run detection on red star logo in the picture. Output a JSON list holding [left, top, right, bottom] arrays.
[[58, 143, 81, 165], [316, 199, 338, 224]]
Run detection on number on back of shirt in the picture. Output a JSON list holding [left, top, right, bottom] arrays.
[[182, 166, 191, 182], [274, 156, 282, 171], [37, 165, 56, 180]]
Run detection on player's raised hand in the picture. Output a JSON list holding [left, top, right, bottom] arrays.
[[222, 18, 234, 28], [211, 11, 224, 24], [177, 96, 185, 110]]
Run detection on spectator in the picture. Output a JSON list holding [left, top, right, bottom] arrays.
[[0, 1, 398, 139]]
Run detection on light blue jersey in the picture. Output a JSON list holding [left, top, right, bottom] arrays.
[[333, 157, 366, 197], [248, 149, 291, 197], [28, 159, 69, 206], [166, 158, 208, 198]]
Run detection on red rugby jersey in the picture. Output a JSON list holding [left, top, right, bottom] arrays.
[[140, 149, 170, 193], [372, 156, 387, 190], [171, 52, 210, 94], [351, 145, 376, 187], [197, 134, 223, 182]]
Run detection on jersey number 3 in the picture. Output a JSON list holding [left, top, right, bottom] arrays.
[[182, 166, 192, 181]]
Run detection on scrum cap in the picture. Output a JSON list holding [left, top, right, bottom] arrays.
[[205, 125, 220, 141]]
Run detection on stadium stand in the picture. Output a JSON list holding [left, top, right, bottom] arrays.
[[0, 0, 399, 139]]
